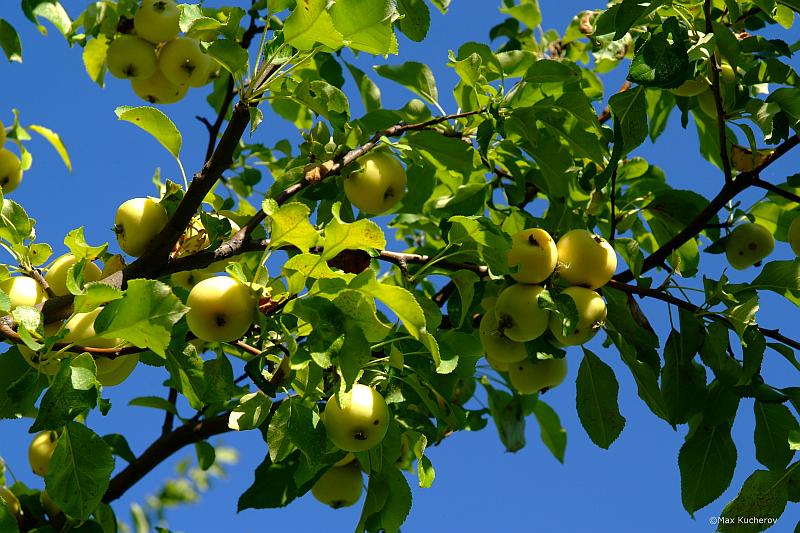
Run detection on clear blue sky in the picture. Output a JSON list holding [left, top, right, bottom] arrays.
[[1, 2, 798, 532]]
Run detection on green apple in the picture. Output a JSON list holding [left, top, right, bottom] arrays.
[[0, 275, 46, 309], [509, 357, 567, 394], [159, 37, 211, 86], [186, 276, 256, 342], [478, 309, 527, 363], [188, 53, 217, 88], [669, 75, 709, 97], [311, 462, 363, 509], [344, 152, 407, 215], [0, 118, 5, 148], [0, 486, 21, 523], [485, 355, 511, 372], [494, 283, 550, 342], [507, 228, 558, 284], [0, 148, 23, 193], [334, 452, 356, 467], [63, 308, 124, 349], [106, 35, 158, 80], [548, 286, 607, 346], [725, 222, 775, 270], [323, 383, 390, 452], [114, 197, 168, 257], [134, 0, 181, 44], [788, 216, 800, 257], [556, 229, 617, 289], [29, 431, 58, 476], [696, 61, 736, 119], [96, 354, 139, 386], [45, 254, 103, 296], [131, 69, 189, 104]]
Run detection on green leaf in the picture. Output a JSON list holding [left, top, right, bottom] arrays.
[[345, 61, 382, 112], [238, 450, 322, 510], [292, 79, 350, 128], [330, 0, 398, 55], [283, 0, 344, 51], [0, 497, 18, 532], [31, 354, 99, 432], [524, 59, 582, 83], [396, 0, 430, 42], [45, 422, 114, 520], [128, 395, 180, 414], [405, 130, 475, 176], [207, 39, 248, 75], [267, 397, 326, 463], [483, 382, 526, 452], [102, 433, 136, 463], [628, 24, 690, 88], [661, 330, 707, 425], [73, 283, 124, 314], [165, 341, 205, 409], [750, 260, 800, 300], [321, 204, 386, 260], [0, 347, 47, 419], [409, 431, 435, 488], [22, 0, 72, 36], [0, 197, 34, 245], [229, 391, 272, 431], [446, 215, 511, 275], [29, 124, 71, 172], [82, 34, 108, 87], [609, 85, 648, 155], [610, 0, 666, 40], [532, 399, 566, 463], [266, 202, 319, 251], [358, 467, 412, 532], [679, 423, 737, 515], [718, 470, 789, 532], [499, 0, 541, 28], [374, 62, 438, 105], [0, 19, 22, 62], [63, 227, 107, 261], [353, 273, 426, 340], [576, 349, 626, 449], [115, 106, 182, 160], [754, 402, 798, 471]]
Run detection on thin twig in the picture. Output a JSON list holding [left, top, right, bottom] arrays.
[[704, 0, 734, 184], [161, 388, 178, 435]]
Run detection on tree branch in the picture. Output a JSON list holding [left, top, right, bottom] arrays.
[[161, 388, 178, 435], [704, 0, 734, 184], [598, 80, 632, 125], [751, 178, 800, 204]]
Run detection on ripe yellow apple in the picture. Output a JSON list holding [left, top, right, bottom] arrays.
[[669, 75, 709, 97], [344, 152, 407, 215], [171, 269, 214, 290], [508, 357, 567, 394], [507, 228, 558, 284], [114, 197, 168, 257], [788, 216, 800, 256], [478, 309, 527, 363], [186, 276, 256, 342], [29, 430, 58, 476], [1, 275, 46, 309], [106, 35, 158, 80], [0, 486, 21, 523], [311, 462, 363, 508], [725, 222, 775, 270], [134, 0, 181, 44], [494, 284, 550, 342], [131, 68, 189, 104], [485, 355, 510, 372], [95, 354, 139, 386], [323, 383, 390, 452], [159, 37, 211, 87], [556, 229, 617, 289], [0, 148, 23, 193], [45, 254, 103, 296], [63, 308, 124, 349], [548, 286, 607, 346]]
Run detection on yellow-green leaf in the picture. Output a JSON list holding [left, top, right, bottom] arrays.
[[115, 106, 182, 159], [29, 124, 71, 172]]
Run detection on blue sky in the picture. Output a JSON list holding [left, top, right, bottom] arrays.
[[1, 2, 799, 532]]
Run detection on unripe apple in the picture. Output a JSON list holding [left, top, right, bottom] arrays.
[[0, 486, 21, 523], [29, 430, 58, 476], [106, 35, 158, 80], [508, 357, 567, 394], [63, 308, 124, 349], [344, 152, 407, 215], [114, 197, 168, 257], [725, 222, 775, 270], [159, 37, 211, 86], [507, 228, 558, 284], [131, 68, 189, 104], [548, 286, 607, 346], [0, 275, 46, 309], [45, 254, 103, 296], [186, 276, 256, 342], [788, 216, 800, 257], [134, 0, 181, 44], [478, 309, 527, 363], [96, 354, 139, 386], [311, 462, 363, 508], [0, 148, 23, 193], [323, 383, 390, 452], [556, 229, 617, 289], [494, 284, 550, 342], [485, 355, 510, 372], [669, 75, 709, 97]]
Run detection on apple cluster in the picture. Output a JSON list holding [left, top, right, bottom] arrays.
[[0, 118, 24, 193], [480, 228, 617, 394], [104, 0, 218, 104]]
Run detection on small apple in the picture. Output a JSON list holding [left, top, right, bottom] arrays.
[[669, 75, 709, 97], [507, 228, 558, 284], [95, 354, 139, 386], [323, 383, 390, 452], [478, 309, 527, 363], [788, 216, 800, 257], [556, 229, 617, 289], [0, 486, 21, 523], [186, 276, 256, 342], [106, 35, 158, 80], [114, 197, 169, 257], [159, 37, 212, 87], [0, 275, 46, 309], [63, 308, 124, 349], [29, 430, 58, 476], [344, 152, 407, 215], [725, 222, 775, 270], [494, 283, 550, 342], [311, 462, 363, 509], [131, 68, 189, 104], [509, 357, 567, 394], [134, 0, 181, 44], [0, 148, 23, 193], [548, 286, 607, 346], [45, 254, 103, 296]]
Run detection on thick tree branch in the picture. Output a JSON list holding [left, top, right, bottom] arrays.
[[751, 178, 800, 204]]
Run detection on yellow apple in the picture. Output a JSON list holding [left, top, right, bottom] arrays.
[[45, 254, 103, 296], [0, 486, 21, 523], [725, 222, 775, 270], [548, 286, 607, 346], [131, 68, 189, 105], [788, 216, 800, 256], [508, 357, 567, 394], [323, 383, 390, 452], [0, 148, 23, 193], [158, 37, 211, 87], [556, 229, 617, 289], [311, 462, 363, 509], [344, 152, 407, 215], [114, 197, 169, 257], [63, 308, 124, 349], [95, 354, 139, 386], [106, 35, 158, 80], [134, 0, 181, 44], [478, 309, 527, 363], [186, 276, 256, 342], [494, 284, 550, 342], [507, 228, 558, 284], [171, 269, 214, 290], [1, 275, 46, 309], [29, 430, 58, 476]]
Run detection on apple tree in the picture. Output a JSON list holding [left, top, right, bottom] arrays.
[[1, 0, 800, 531]]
